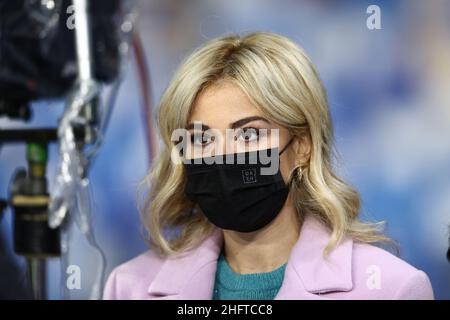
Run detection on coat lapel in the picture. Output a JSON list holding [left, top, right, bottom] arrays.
[[147, 214, 353, 300], [275, 215, 353, 299], [147, 228, 224, 299]]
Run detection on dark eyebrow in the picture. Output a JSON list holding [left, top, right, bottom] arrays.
[[186, 122, 211, 130], [185, 116, 270, 131], [230, 116, 270, 129]]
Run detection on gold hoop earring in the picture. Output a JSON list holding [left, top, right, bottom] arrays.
[[289, 165, 303, 186], [295, 166, 303, 182]]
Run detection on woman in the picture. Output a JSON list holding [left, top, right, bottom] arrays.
[[104, 32, 434, 300]]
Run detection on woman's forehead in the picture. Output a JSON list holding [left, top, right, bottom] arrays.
[[188, 81, 265, 128]]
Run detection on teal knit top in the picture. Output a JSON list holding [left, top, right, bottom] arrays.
[[212, 253, 287, 300]]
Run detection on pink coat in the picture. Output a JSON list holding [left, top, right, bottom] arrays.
[[103, 214, 434, 300]]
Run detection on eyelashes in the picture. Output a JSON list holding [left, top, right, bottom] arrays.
[[234, 127, 265, 143], [189, 127, 269, 147], [190, 131, 215, 146]]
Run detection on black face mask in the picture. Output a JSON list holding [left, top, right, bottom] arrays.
[[183, 139, 294, 232]]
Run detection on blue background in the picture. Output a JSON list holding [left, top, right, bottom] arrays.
[[0, 0, 449, 299]]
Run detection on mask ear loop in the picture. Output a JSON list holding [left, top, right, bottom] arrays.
[[279, 137, 295, 156]]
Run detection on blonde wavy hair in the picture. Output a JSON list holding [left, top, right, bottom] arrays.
[[139, 31, 390, 257]]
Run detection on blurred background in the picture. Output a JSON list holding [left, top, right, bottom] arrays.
[[0, 0, 449, 299]]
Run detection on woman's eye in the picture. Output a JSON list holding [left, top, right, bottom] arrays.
[[191, 133, 214, 146], [235, 128, 261, 143]]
